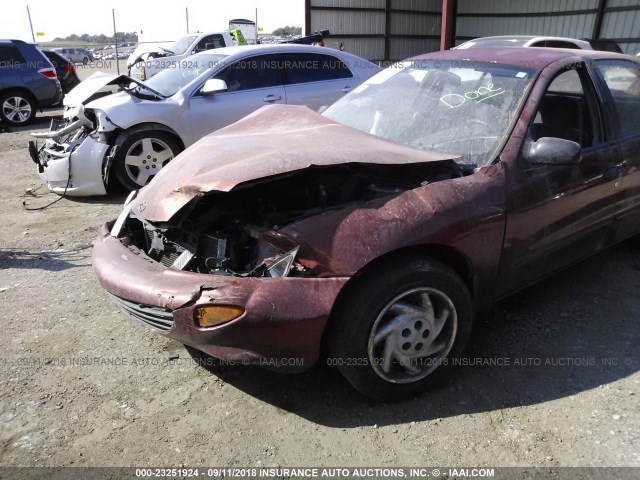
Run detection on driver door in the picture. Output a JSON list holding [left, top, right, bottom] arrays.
[[188, 54, 286, 140], [496, 64, 622, 298]]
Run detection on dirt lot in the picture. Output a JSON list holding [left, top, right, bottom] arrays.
[[0, 62, 638, 472]]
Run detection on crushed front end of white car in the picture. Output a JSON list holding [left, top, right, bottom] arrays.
[[28, 72, 166, 196]]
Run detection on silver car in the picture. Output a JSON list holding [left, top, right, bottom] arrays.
[[31, 44, 381, 196], [54, 48, 93, 64], [455, 35, 594, 50]]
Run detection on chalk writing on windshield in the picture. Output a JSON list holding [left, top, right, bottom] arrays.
[[440, 83, 506, 109]]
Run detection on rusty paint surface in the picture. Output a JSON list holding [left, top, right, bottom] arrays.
[[92, 223, 347, 366], [135, 104, 459, 223], [92, 48, 640, 367]]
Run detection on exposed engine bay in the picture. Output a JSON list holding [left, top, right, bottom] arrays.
[[115, 161, 468, 278]]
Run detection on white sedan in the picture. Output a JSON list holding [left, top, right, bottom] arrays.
[[31, 44, 381, 196]]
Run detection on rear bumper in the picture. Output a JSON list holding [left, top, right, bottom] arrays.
[[92, 222, 348, 369], [35, 80, 63, 108]]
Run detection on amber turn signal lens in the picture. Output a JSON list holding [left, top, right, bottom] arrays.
[[195, 305, 244, 327]]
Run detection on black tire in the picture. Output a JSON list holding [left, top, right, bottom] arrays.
[[327, 254, 473, 402], [113, 131, 182, 191], [0, 91, 36, 126], [82, 57, 89, 65]]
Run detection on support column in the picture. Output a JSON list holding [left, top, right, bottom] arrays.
[[385, 0, 391, 61], [592, 0, 607, 39], [440, 0, 456, 51], [305, 0, 312, 36]]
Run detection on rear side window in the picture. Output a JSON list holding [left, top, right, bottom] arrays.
[[595, 59, 640, 138], [530, 40, 580, 49], [0, 46, 26, 66], [214, 54, 282, 91], [280, 53, 353, 85]]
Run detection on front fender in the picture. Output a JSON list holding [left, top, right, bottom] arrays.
[[270, 163, 507, 308]]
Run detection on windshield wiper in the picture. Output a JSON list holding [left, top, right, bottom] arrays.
[[122, 77, 168, 100]]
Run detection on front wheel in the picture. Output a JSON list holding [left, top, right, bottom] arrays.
[[113, 131, 182, 191], [327, 254, 473, 401]]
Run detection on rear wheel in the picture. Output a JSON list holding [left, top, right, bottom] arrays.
[[328, 254, 473, 401], [113, 131, 182, 191], [0, 92, 35, 126]]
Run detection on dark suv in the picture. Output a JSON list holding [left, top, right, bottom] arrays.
[[0, 39, 62, 126], [40, 49, 81, 95]]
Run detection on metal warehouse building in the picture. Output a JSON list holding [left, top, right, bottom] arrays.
[[304, 0, 640, 62]]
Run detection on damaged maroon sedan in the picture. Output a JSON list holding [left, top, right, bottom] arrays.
[[93, 48, 640, 400]]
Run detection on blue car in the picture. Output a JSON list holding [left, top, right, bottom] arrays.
[[0, 39, 62, 126]]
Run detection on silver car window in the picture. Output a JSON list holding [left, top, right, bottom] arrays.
[[144, 54, 229, 97]]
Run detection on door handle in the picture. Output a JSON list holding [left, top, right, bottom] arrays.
[[263, 95, 282, 102], [602, 166, 620, 181], [341, 86, 352, 93]]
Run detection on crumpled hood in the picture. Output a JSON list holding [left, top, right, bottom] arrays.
[[63, 72, 164, 111], [63, 72, 124, 108], [135, 104, 459, 223]]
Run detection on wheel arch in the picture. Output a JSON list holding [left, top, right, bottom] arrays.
[[0, 87, 39, 111], [323, 244, 475, 346], [112, 123, 186, 151], [103, 123, 186, 183]]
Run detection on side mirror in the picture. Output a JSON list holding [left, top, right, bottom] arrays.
[[526, 137, 582, 166], [200, 78, 228, 96]]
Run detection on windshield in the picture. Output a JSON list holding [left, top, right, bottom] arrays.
[[144, 54, 229, 97], [323, 59, 535, 167], [166, 35, 198, 55]]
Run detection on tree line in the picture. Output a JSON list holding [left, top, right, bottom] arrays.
[[52, 32, 138, 44], [271, 26, 302, 36]]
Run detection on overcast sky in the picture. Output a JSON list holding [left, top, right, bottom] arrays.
[[1, 0, 305, 42]]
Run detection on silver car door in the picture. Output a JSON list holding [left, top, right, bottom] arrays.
[[188, 53, 286, 139], [280, 52, 355, 111]]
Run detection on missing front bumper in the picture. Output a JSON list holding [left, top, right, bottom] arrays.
[[34, 135, 109, 196]]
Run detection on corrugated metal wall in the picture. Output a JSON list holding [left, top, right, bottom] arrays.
[[307, 0, 640, 61], [599, 0, 640, 53], [456, 0, 599, 41], [308, 0, 441, 62]]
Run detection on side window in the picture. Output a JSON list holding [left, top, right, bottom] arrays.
[[196, 35, 225, 52], [280, 53, 353, 85], [531, 40, 580, 49], [547, 68, 582, 94], [529, 67, 600, 148], [595, 59, 640, 138], [214, 54, 281, 92], [0, 46, 25, 65]]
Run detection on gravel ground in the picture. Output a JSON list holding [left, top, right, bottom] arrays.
[[0, 62, 638, 473]]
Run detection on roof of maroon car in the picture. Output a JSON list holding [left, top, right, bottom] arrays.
[[412, 47, 636, 70]]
